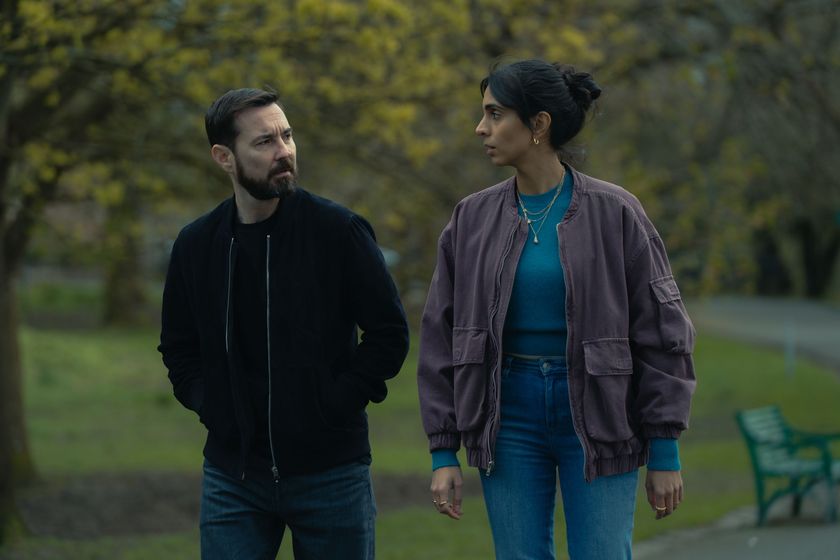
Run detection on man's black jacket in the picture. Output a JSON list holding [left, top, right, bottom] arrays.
[[158, 188, 409, 478]]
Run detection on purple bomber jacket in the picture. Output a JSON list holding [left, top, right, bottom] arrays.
[[417, 167, 696, 481]]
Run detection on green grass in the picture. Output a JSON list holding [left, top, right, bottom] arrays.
[[22, 328, 205, 474], [0, 532, 199, 560], [3, 327, 840, 559], [19, 282, 103, 317]]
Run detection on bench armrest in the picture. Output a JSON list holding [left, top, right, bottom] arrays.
[[790, 431, 840, 447]]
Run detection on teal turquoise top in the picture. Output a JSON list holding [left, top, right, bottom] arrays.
[[502, 170, 573, 356]]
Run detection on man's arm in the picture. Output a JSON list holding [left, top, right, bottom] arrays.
[[158, 234, 204, 418], [322, 215, 410, 416]]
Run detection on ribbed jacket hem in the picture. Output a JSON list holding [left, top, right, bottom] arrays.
[[587, 452, 649, 481], [464, 447, 650, 481], [466, 446, 489, 471]]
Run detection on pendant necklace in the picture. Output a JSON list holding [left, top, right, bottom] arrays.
[[516, 179, 564, 244]]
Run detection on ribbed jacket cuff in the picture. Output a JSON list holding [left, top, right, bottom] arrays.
[[428, 432, 460, 452], [642, 423, 683, 439]]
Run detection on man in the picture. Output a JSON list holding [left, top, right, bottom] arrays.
[[158, 88, 409, 559]]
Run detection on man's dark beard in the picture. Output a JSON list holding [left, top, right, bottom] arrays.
[[235, 157, 297, 200]]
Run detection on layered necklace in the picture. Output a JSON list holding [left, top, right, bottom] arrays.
[[515, 177, 564, 244]]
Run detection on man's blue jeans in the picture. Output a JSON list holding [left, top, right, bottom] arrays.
[[200, 458, 376, 559], [480, 356, 638, 560]]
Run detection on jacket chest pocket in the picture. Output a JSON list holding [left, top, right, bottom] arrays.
[[452, 327, 489, 432], [581, 337, 635, 442]]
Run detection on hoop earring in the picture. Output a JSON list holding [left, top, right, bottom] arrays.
[[532, 137, 540, 145]]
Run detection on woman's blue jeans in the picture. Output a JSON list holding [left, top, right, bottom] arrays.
[[200, 458, 375, 559], [480, 356, 638, 560]]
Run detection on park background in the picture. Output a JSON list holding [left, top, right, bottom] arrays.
[[1, 0, 839, 558]]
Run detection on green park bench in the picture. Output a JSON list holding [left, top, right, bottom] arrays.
[[735, 405, 840, 525]]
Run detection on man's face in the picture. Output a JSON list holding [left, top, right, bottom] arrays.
[[231, 103, 297, 200]]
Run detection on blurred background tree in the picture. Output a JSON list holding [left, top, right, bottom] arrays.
[[596, 0, 840, 296], [1, 0, 837, 541]]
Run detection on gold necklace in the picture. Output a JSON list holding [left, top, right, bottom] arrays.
[[516, 182, 563, 244]]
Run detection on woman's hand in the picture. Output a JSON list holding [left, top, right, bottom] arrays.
[[645, 469, 683, 520], [430, 466, 463, 520]]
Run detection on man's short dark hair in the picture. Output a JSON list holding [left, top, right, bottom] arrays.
[[204, 88, 279, 148]]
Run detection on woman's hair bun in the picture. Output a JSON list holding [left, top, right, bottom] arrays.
[[552, 63, 601, 111]]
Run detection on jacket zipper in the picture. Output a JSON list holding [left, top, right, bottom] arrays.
[[484, 219, 520, 476], [225, 239, 234, 355], [266, 234, 280, 483], [557, 223, 592, 482]]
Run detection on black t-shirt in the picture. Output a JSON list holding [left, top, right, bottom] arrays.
[[232, 209, 279, 470]]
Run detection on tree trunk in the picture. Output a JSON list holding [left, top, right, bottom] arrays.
[[0, 0, 36, 527], [753, 229, 793, 296], [0, 253, 36, 543], [795, 219, 840, 298], [0, 250, 15, 543]]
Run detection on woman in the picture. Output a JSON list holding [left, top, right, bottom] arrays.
[[417, 59, 696, 559]]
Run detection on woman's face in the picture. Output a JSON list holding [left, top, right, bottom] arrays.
[[475, 88, 533, 168]]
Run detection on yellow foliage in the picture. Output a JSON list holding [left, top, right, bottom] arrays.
[[315, 76, 344, 104], [427, 0, 470, 32], [62, 163, 112, 199], [148, 178, 168, 196], [366, 0, 411, 23], [732, 25, 772, 48], [405, 139, 443, 166], [27, 67, 60, 89], [44, 90, 60, 108], [37, 167, 57, 183], [357, 27, 400, 58], [93, 181, 127, 207], [355, 103, 418, 146], [297, 0, 360, 25], [383, 210, 405, 231], [18, 0, 50, 25]]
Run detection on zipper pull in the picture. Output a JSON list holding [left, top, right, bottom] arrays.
[[271, 466, 280, 483], [485, 460, 495, 477]]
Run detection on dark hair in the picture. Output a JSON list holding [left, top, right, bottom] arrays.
[[204, 88, 279, 148], [479, 60, 601, 150]]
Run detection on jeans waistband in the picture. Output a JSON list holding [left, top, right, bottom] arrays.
[[502, 354, 567, 376]]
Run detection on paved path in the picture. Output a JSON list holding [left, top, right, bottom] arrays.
[[634, 297, 840, 560], [636, 521, 840, 560], [688, 296, 840, 373]]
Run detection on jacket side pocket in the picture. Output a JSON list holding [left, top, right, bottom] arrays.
[[650, 275, 695, 354], [452, 327, 488, 432], [582, 337, 635, 442]]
